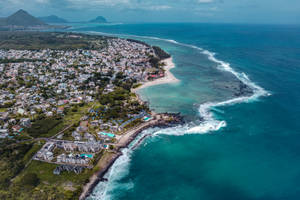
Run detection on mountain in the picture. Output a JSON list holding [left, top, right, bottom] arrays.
[[39, 15, 68, 23], [89, 16, 107, 23], [5, 9, 47, 26]]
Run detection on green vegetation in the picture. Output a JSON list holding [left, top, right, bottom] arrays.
[[0, 31, 157, 199], [0, 32, 109, 50], [18, 160, 94, 199], [133, 83, 142, 89], [0, 101, 15, 109], [27, 117, 63, 138], [25, 161, 92, 186], [0, 108, 7, 112], [0, 141, 43, 197], [149, 56, 161, 68], [20, 173, 40, 187], [0, 141, 95, 200], [96, 87, 149, 122], [152, 46, 171, 60]]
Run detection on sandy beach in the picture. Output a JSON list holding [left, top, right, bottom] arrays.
[[80, 57, 181, 200], [134, 57, 180, 91]]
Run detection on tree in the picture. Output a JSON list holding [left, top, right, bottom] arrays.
[[20, 173, 39, 187]]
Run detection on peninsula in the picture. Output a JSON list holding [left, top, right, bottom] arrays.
[[0, 31, 182, 199]]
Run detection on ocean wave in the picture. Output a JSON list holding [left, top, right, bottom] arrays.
[[117, 34, 271, 135], [137, 36, 270, 135], [85, 31, 271, 199], [88, 128, 158, 200], [88, 148, 133, 200]]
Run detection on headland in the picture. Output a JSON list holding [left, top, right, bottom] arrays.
[[134, 57, 180, 91], [80, 58, 182, 200]]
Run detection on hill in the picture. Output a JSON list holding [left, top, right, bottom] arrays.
[[5, 9, 47, 26], [89, 16, 107, 23], [38, 15, 68, 23]]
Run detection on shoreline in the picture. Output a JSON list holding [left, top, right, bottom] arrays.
[[77, 32, 271, 200], [133, 57, 180, 92], [80, 56, 181, 200], [79, 113, 183, 200], [80, 56, 182, 199]]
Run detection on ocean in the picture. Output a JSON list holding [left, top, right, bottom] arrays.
[[71, 23, 300, 200]]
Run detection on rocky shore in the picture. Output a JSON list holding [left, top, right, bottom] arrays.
[[79, 152, 121, 200], [79, 113, 184, 200]]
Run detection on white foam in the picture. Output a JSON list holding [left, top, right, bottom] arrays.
[[88, 128, 157, 200], [141, 38, 271, 135], [88, 148, 132, 200], [85, 32, 271, 199], [130, 36, 271, 135]]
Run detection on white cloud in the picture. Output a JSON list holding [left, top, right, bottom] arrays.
[[197, 0, 214, 3], [64, 0, 173, 12], [0, 0, 220, 17], [66, 0, 129, 8], [35, 0, 49, 3], [152, 5, 171, 10], [194, 6, 219, 11]]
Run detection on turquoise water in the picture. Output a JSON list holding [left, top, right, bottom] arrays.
[[99, 132, 115, 138], [73, 23, 300, 200], [81, 154, 93, 158]]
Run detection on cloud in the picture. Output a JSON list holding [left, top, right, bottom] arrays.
[[1, 0, 221, 14], [35, 0, 49, 3], [66, 0, 129, 8], [0, 0, 222, 21], [147, 5, 172, 11], [197, 0, 214, 3], [62, 0, 174, 12]]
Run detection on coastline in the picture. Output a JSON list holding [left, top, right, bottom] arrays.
[[133, 57, 180, 91], [79, 113, 183, 200], [76, 30, 271, 200], [80, 56, 182, 200]]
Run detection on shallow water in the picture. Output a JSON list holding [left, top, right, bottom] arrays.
[[74, 23, 300, 200]]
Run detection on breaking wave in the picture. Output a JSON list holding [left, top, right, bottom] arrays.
[[87, 148, 133, 200], [87, 128, 157, 200], [135, 36, 270, 135], [85, 32, 271, 199]]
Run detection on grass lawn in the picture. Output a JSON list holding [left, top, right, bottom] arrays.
[[26, 103, 94, 139], [63, 103, 94, 125], [27, 118, 64, 138], [25, 161, 92, 185], [23, 142, 45, 163], [0, 108, 7, 112]]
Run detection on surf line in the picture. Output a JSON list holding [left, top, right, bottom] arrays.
[[130, 35, 271, 133], [82, 31, 271, 200], [84, 30, 270, 134]]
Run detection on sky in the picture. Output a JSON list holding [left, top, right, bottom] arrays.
[[0, 0, 300, 24]]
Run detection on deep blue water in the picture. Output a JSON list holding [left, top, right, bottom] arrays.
[[72, 23, 300, 200]]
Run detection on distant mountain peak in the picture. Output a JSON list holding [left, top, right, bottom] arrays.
[[16, 9, 27, 13], [89, 16, 107, 23], [38, 15, 68, 23], [6, 9, 47, 26]]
